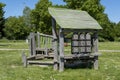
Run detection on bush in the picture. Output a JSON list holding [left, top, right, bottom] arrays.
[[115, 37, 120, 42]]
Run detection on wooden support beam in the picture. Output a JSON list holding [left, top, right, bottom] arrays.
[[52, 18, 59, 70], [63, 29, 95, 33], [45, 37, 48, 56], [59, 28, 64, 72], [30, 33, 36, 56], [94, 56, 98, 70], [22, 52, 27, 67], [93, 32, 99, 69], [28, 61, 54, 65], [93, 32, 98, 52], [37, 32, 40, 48]]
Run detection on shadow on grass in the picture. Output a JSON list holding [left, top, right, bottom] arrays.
[[65, 61, 93, 69]]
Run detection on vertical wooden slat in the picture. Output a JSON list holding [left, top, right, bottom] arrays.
[[52, 18, 58, 70], [37, 32, 40, 48], [93, 32, 98, 52], [94, 56, 98, 70], [59, 28, 64, 72], [45, 37, 48, 56], [30, 32, 36, 56], [22, 52, 27, 67], [93, 31, 99, 69], [29, 33, 32, 56]]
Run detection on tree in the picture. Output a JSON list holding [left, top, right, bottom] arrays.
[[114, 22, 120, 41], [0, 3, 5, 38], [30, 0, 52, 34], [23, 6, 32, 28], [63, 0, 115, 41], [4, 16, 29, 40]]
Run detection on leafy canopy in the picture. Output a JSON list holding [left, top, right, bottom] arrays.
[[0, 3, 5, 38]]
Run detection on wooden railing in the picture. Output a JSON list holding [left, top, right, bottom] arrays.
[[28, 32, 53, 56]]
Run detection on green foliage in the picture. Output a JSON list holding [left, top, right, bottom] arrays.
[[23, 6, 33, 28], [0, 3, 5, 38], [53, 4, 66, 8], [4, 16, 30, 40], [2, 0, 119, 41], [115, 22, 120, 37], [31, 0, 52, 34]]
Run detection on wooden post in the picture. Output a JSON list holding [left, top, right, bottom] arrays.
[[59, 28, 64, 72], [52, 18, 58, 70], [29, 33, 32, 56], [30, 33, 36, 56], [45, 37, 48, 56], [22, 52, 27, 67], [94, 32, 98, 52], [93, 31, 99, 70], [94, 56, 98, 70], [37, 32, 40, 48]]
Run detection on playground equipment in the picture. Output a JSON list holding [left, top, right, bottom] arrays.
[[22, 8, 102, 72], [22, 32, 54, 67]]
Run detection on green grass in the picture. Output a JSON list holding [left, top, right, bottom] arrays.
[[0, 40, 120, 80], [0, 40, 28, 49], [99, 42, 120, 50], [0, 51, 120, 80], [0, 40, 120, 50]]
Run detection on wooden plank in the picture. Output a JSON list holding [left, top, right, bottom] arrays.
[[59, 28, 64, 72], [64, 52, 101, 60], [45, 37, 48, 56], [37, 32, 40, 48], [93, 32, 98, 52], [32, 33, 36, 56], [28, 61, 54, 65], [52, 18, 59, 70], [94, 56, 98, 70], [29, 33, 36, 56], [39, 33, 53, 38], [63, 29, 96, 33], [94, 32, 99, 69], [22, 53, 27, 67], [29, 33, 32, 56]]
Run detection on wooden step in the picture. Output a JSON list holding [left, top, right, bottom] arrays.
[[28, 61, 54, 65]]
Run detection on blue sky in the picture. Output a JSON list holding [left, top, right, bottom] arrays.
[[0, 0, 120, 23]]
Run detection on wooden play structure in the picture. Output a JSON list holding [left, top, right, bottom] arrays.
[[22, 8, 102, 72]]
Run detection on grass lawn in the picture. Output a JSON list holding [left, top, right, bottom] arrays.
[[0, 40, 28, 49], [99, 42, 120, 50], [0, 40, 120, 80]]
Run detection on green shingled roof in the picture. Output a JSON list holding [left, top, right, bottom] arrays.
[[48, 8, 102, 30]]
